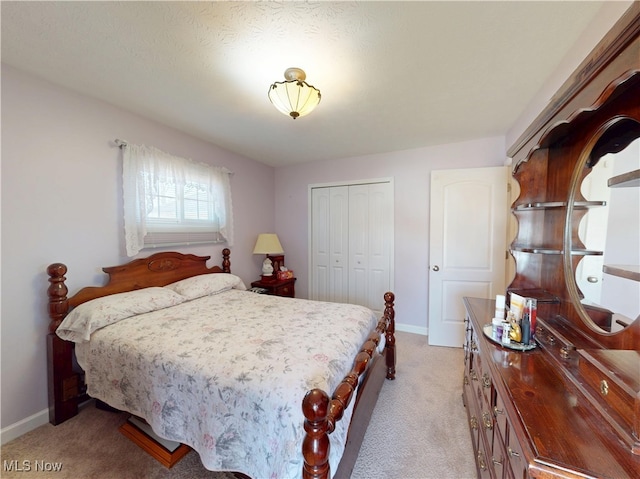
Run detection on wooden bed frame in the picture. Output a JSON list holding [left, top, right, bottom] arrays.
[[46, 249, 396, 479]]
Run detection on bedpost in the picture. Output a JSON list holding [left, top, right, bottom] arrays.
[[302, 388, 331, 479], [47, 263, 80, 425], [384, 292, 396, 380], [47, 263, 69, 333], [222, 248, 231, 273]]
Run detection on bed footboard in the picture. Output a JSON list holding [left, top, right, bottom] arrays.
[[302, 292, 396, 479]]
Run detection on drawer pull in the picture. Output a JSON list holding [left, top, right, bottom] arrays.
[[492, 458, 503, 466], [471, 340, 478, 351], [508, 447, 520, 458], [477, 453, 487, 471], [470, 416, 478, 430], [482, 373, 491, 389], [470, 370, 478, 381], [493, 406, 503, 416], [482, 412, 493, 430], [464, 376, 469, 386], [600, 379, 609, 396]]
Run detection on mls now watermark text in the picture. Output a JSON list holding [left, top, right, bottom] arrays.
[[3, 460, 63, 473]]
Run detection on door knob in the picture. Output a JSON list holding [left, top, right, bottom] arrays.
[[432, 265, 440, 271]]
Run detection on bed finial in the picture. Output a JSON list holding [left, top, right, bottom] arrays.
[[384, 291, 396, 380], [47, 263, 69, 333], [302, 388, 331, 479], [222, 248, 231, 273]]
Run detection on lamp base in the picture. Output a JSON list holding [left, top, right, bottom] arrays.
[[260, 274, 277, 283], [268, 254, 285, 274]]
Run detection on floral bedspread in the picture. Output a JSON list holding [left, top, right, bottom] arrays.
[[75, 289, 379, 478]]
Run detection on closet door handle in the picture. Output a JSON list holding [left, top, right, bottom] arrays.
[[432, 265, 440, 271]]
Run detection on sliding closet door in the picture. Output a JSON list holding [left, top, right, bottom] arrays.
[[348, 185, 369, 306], [310, 180, 392, 311], [365, 182, 393, 308], [348, 183, 392, 310], [310, 186, 349, 302]]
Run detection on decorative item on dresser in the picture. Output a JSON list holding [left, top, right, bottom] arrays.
[[462, 4, 640, 478], [46, 249, 396, 479]]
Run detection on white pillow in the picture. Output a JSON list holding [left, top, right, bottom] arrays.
[[56, 287, 186, 343], [165, 273, 246, 300]]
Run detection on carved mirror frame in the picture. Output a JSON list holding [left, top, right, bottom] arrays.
[[564, 115, 640, 335]]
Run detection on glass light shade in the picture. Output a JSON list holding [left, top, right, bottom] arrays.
[[268, 68, 321, 119], [252, 233, 284, 255]]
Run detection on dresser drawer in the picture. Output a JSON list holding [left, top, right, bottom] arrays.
[[491, 438, 509, 479], [577, 349, 639, 454], [273, 283, 294, 297], [471, 343, 493, 414], [251, 278, 296, 298], [493, 389, 508, 446], [504, 419, 527, 479], [476, 423, 494, 479]]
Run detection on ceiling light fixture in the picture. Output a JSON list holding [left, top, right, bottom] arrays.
[[268, 68, 321, 119]]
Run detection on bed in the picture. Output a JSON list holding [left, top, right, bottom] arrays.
[[46, 249, 396, 479]]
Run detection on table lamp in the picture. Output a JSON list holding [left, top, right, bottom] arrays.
[[253, 233, 285, 281]]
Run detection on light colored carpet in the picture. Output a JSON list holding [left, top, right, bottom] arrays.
[[351, 332, 475, 479], [0, 332, 476, 478]]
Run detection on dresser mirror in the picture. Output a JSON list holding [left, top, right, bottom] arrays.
[[565, 117, 640, 333]]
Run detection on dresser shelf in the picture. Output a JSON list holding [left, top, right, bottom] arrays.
[[602, 264, 640, 282], [511, 246, 603, 255], [608, 168, 640, 188], [514, 200, 606, 210]]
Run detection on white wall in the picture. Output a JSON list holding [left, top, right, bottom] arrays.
[[0, 65, 276, 435], [507, 0, 633, 149], [274, 137, 507, 334]]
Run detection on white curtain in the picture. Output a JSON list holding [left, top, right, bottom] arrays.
[[123, 143, 233, 257]]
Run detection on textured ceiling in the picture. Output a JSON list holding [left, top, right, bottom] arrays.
[[1, 1, 606, 167]]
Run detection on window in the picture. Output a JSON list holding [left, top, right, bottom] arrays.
[[122, 143, 233, 256]]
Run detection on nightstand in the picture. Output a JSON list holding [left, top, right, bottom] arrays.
[[250, 278, 296, 298]]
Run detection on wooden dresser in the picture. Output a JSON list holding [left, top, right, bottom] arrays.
[[462, 4, 640, 478], [463, 297, 639, 479]]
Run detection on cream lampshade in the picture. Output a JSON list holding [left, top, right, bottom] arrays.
[[253, 234, 285, 280]]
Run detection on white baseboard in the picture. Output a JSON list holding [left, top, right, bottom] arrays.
[[396, 322, 428, 336], [0, 408, 49, 445]]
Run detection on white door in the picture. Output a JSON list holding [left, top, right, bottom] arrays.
[[348, 185, 369, 307], [428, 166, 508, 347], [348, 183, 392, 310], [310, 186, 349, 302]]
